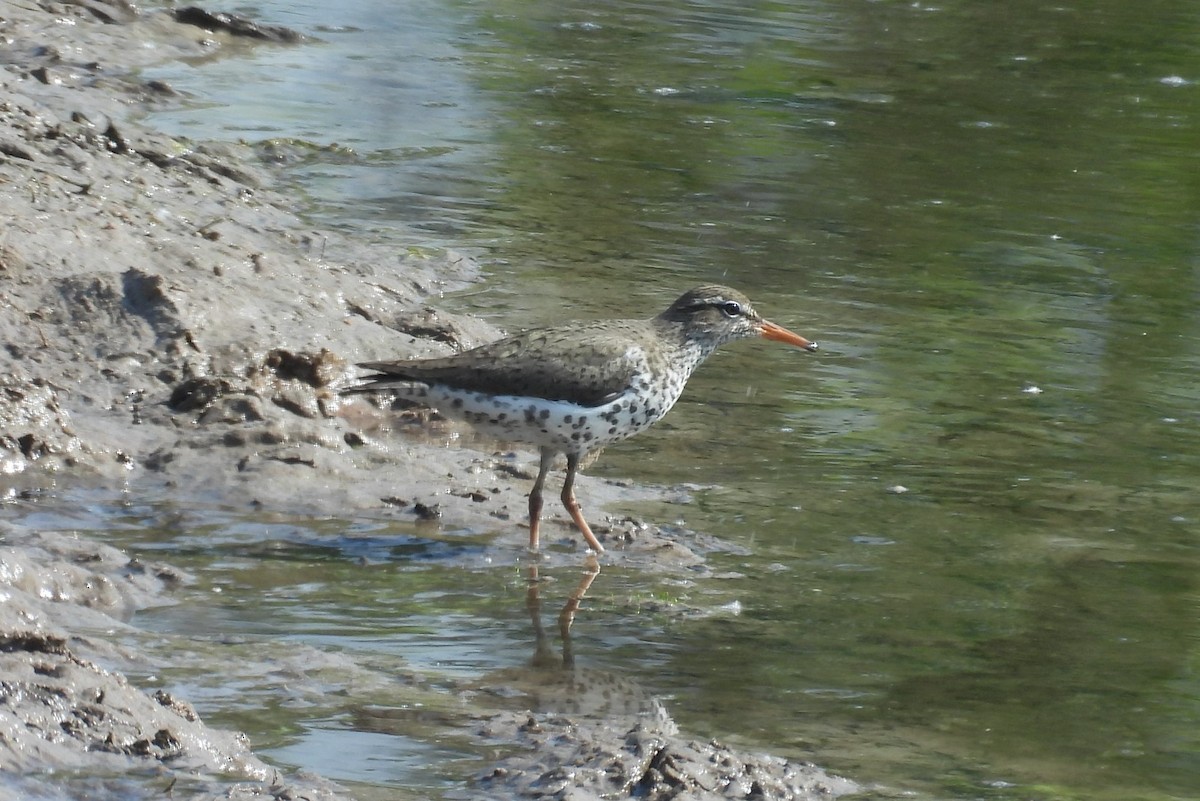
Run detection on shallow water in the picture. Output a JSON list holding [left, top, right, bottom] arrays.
[[56, 0, 1200, 797]]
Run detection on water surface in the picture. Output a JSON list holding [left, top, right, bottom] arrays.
[[68, 0, 1200, 797]]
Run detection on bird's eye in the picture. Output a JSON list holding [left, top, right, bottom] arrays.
[[720, 300, 742, 317]]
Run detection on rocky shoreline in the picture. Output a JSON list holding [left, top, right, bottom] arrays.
[[0, 3, 856, 799]]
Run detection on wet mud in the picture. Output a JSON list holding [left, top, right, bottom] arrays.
[[0, 3, 857, 798]]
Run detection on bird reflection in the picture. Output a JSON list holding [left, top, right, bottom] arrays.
[[525, 554, 600, 670]]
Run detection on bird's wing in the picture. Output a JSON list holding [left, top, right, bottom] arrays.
[[357, 322, 647, 407]]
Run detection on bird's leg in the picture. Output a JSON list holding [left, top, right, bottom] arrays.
[[527, 448, 555, 551], [561, 454, 606, 554]]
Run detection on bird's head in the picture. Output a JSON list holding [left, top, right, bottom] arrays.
[[659, 285, 819, 352]]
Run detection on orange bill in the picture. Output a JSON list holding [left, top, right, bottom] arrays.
[[760, 320, 818, 352]]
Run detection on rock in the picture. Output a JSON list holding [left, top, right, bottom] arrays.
[[173, 6, 308, 43]]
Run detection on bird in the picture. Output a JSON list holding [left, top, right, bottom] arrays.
[[345, 285, 817, 554]]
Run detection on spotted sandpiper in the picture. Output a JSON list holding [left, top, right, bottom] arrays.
[[346, 285, 817, 554]]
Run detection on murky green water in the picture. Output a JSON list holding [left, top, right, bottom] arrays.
[[51, 0, 1200, 798]]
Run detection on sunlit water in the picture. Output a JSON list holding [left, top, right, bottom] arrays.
[[18, 0, 1200, 798]]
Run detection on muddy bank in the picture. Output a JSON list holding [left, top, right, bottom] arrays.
[[0, 3, 856, 799], [0, 0, 687, 557], [0, 522, 347, 801]]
